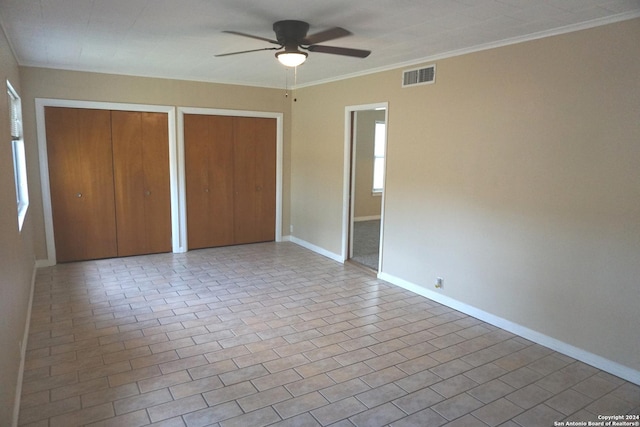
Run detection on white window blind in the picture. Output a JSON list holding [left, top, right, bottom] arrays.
[[372, 121, 386, 193], [9, 90, 22, 139], [7, 80, 29, 231]]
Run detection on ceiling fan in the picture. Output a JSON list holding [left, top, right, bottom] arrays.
[[216, 20, 371, 67]]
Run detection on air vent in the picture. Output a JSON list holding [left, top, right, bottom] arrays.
[[402, 64, 436, 87]]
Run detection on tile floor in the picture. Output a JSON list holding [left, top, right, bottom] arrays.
[[19, 242, 640, 427]]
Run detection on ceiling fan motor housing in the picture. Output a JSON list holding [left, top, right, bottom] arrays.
[[273, 20, 310, 46]]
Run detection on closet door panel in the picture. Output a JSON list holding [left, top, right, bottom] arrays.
[[207, 116, 235, 246], [111, 111, 171, 256], [253, 118, 277, 242], [184, 114, 211, 249], [45, 107, 117, 262], [184, 114, 235, 249], [111, 111, 145, 256], [140, 112, 172, 253], [233, 117, 276, 244]]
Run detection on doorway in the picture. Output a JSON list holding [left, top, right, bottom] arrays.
[[343, 103, 388, 272]]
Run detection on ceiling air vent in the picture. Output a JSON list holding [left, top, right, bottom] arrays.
[[402, 64, 436, 87]]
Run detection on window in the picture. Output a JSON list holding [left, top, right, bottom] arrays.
[[372, 121, 386, 193], [8, 80, 29, 231]]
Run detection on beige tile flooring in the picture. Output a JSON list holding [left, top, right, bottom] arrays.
[[19, 242, 639, 427]]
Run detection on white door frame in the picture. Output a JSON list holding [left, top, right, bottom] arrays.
[[341, 102, 389, 273]]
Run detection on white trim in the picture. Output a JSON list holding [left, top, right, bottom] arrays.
[[175, 110, 188, 253], [343, 103, 389, 270], [35, 98, 179, 264], [348, 112, 358, 260], [354, 215, 381, 222], [289, 236, 343, 263], [168, 114, 184, 253], [35, 259, 54, 268], [176, 107, 284, 250], [12, 261, 37, 427], [378, 271, 640, 386], [295, 11, 640, 89]]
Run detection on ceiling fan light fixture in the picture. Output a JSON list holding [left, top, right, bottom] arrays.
[[276, 50, 307, 67]]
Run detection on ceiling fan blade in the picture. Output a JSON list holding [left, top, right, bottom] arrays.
[[222, 30, 280, 45], [302, 27, 351, 45], [306, 45, 371, 58], [215, 47, 280, 57]]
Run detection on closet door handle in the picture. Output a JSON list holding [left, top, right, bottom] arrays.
[[76, 192, 83, 198], [144, 190, 151, 197]]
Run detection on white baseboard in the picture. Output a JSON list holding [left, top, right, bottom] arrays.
[[35, 258, 54, 268], [288, 236, 344, 263], [354, 215, 381, 222], [378, 271, 640, 386], [12, 261, 38, 427]]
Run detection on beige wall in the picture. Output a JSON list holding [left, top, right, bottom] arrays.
[[19, 68, 293, 260], [0, 27, 37, 424], [290, 19, 640, 374], [354, 109, 384, 219]]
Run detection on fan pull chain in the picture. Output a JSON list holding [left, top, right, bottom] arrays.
[[284, 68, 289, 98], [284, 66, 299, 100]]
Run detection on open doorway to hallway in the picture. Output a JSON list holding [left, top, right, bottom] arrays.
[[345, 103, 388, 272]]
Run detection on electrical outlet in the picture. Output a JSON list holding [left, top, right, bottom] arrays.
[[290, 225, 293, 233], [435, 277, 443, 289]]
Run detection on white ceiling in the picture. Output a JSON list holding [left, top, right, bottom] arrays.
[[1, 0, 639, 88]]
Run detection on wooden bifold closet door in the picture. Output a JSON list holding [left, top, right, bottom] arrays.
[[45, 107, 171, 262], [111, 111, 172, 256], [184, 115, 235, 248], [184, 114, 276, 250], [46, 107, 118, 262], [233, 117, 277, 244]]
